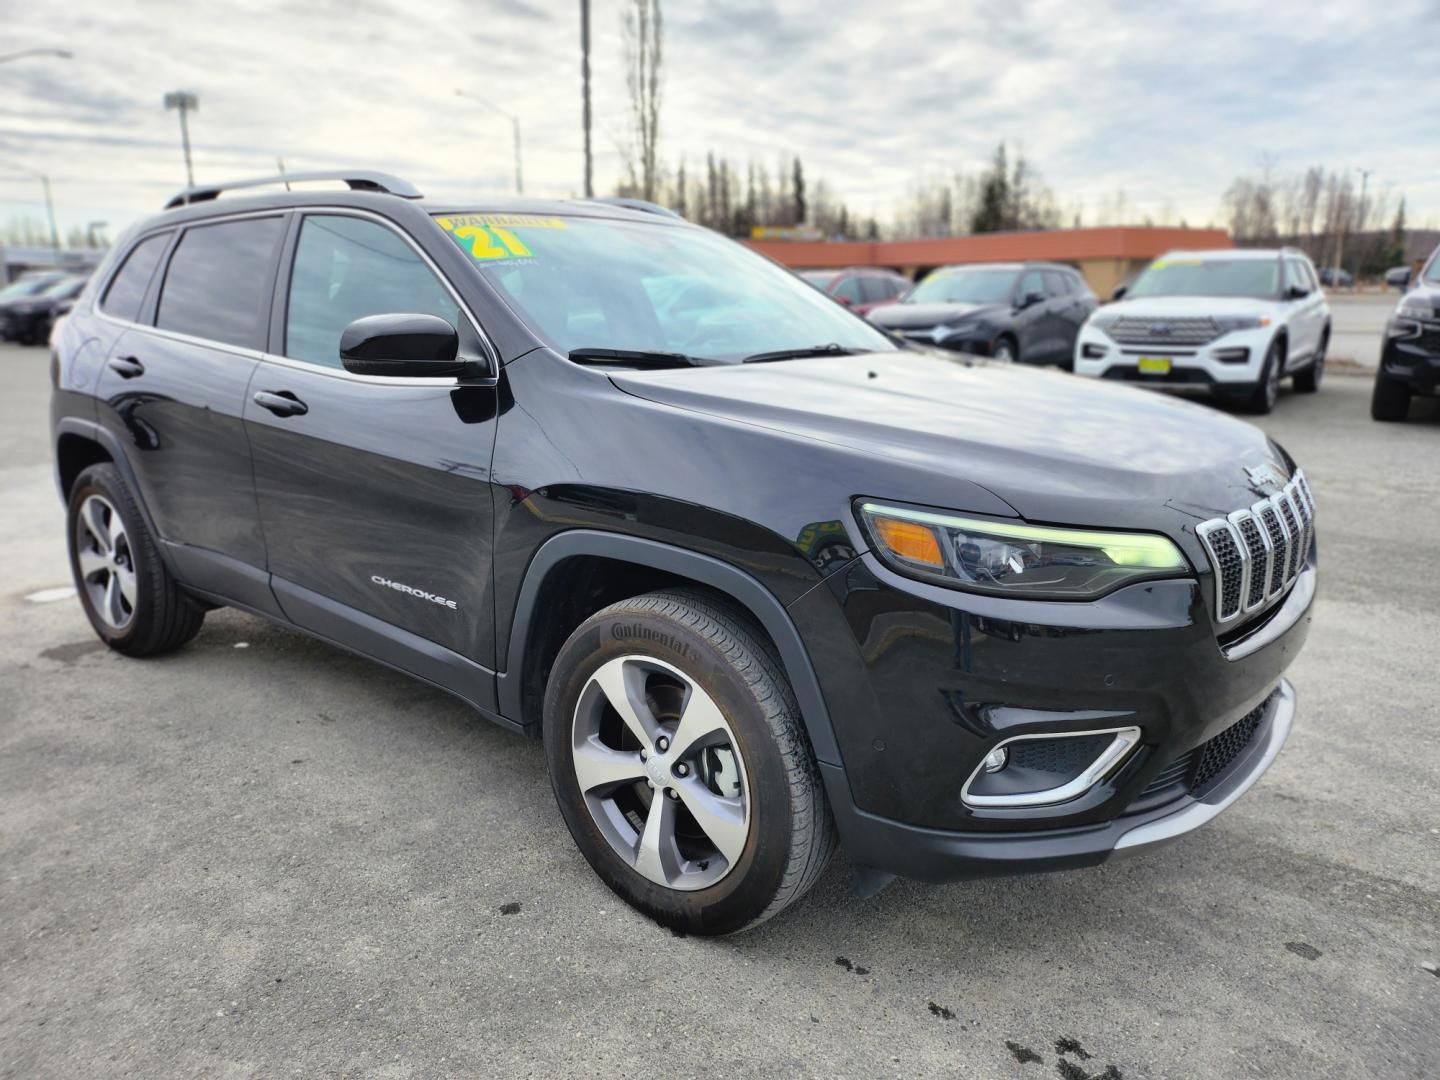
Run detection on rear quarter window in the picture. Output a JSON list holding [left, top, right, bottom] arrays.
[[100, 233, 171, 322]]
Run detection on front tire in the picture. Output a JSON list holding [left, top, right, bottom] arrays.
[[543, 589, 835, 935], [1293, 331, 1326, 393], [991, 335, 1017, 363], [1240, 338, 1285, 414], [67, 463, 205, 656], [1370, 370, 1412, 421]]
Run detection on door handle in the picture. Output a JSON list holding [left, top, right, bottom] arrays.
[[108, 356, 145, 379], [252, 390, 309, 418]]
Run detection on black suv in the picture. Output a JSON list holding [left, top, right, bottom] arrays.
[[1373, 245, 1440, 421], [866, 261, 1096, 367], [50, 172, 1315, 935]]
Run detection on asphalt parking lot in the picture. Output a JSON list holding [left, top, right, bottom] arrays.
[[1, 342, 1436, 1079], [1326, 292, 1397, 367]]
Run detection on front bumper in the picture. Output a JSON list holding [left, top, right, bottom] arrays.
[[789, 544, 1314, 882], [1074, 325, 1272, 386], [1380, 332, 1440, 395], [824, 680, 1294, 882]]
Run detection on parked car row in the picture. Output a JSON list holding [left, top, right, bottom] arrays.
[[0, 271, 90, 345]]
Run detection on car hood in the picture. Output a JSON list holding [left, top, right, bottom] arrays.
[[1100, 295, 1279, 320], [609, 352, 1288, 532], [1401, 284, 1440, 312], [868, 302, 1004, 329]]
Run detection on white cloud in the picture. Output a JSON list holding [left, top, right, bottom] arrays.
[[1, 0, 1437, 238]]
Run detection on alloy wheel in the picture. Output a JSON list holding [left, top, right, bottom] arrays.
[[1265, 349, 1281, 410], [570, 654, 751, 891], [74, 494, 137, 630]]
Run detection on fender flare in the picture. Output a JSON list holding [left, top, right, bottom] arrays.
[[497, 529, 843, 768], [53, 417, 171, 565]]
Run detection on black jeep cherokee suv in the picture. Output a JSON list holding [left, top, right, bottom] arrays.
[[50, 172, 1316, 935]]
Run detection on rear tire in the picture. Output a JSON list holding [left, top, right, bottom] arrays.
[[1370, 370, 1411, 421], [543, 589, 835, 935], [67, 463, 205, 656]]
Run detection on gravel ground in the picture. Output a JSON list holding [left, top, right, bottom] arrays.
[[1, 343, 1436, 1079]]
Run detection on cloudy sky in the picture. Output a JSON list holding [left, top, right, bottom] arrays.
[[2, 0, 1437, 242]]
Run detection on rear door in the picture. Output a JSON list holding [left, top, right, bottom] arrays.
[[244, 210, 501, 685], [93, 214, 287, 613]]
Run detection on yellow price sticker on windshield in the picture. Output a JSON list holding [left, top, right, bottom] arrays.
[[435, 214, 564, 262]]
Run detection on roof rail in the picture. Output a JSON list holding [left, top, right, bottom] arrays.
[[165, 170, 422, 210], [584, 196, 682, 220]]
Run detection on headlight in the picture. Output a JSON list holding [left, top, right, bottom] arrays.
[[1214, 315, 1271, 333], [858, 501, 1189, 599], [1395, 297, 1432, 321]]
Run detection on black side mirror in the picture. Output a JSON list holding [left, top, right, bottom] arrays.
[[1017, 290, 1045, 309], [339, 313, 472, 378], [1110, 284, 1129, 301], [1285, 284, 1310, 301]]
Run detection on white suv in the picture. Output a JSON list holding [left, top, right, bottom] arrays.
[[1073, 248, 1331, 413]]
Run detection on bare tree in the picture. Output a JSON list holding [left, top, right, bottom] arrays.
[[622, 0, 663, 200]]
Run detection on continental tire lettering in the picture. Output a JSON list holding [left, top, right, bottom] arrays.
[[610, 622, 690, 659]]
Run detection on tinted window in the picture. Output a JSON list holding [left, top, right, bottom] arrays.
[[101, 233, 170, 321], [906, 268, 1018, 305], [286, 215, 461, 369], [858, 275, 888, 303], [1285, 259, 1314, 293], [1019, 269, 1046, 299], [156, 217, 284, 348], [831, 275, 863, 304], [1042, 270, 1071, 296]]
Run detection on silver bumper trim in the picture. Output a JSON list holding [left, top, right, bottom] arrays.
[[1114, 678, 1295, 850]]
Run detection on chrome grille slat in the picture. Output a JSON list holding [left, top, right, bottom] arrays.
[[1197, 470, 1314, 625], [1104, 315, 1223, 347]]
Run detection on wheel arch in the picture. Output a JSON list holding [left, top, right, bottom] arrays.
[[496, 530, 844, 772], [53, 419, 169, 562]]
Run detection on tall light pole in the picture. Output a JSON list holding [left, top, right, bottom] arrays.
[[581, 0, 593, 197], [0, 162, 61, 250], [454, 88, 523, 195], [163, 90, 198, 190], [1351, 167, 1372, 285]]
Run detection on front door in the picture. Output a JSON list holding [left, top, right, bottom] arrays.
[[244, 211, 501, 685]]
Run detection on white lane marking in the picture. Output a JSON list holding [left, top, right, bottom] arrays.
[[25, 586, 76, 604]]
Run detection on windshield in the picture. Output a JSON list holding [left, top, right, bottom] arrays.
[[432, 213, 895, 362], [905, 268, 1017, 305], [1128, 257, 1280, 300], [40, 277, 84, 299], [0, 275, 60, 301]]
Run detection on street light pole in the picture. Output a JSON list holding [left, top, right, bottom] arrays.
[[40, 173, 59, 250], [163, 90, 198, 189], [581, 0, 593, 197], [454, 89, 523, 195]]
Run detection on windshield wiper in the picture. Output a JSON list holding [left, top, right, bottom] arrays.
[[568, 347, 704, 368], [741, 343, 868, 363]]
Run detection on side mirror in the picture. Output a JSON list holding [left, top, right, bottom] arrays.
[[339, 313, 470, 378], [1110, 284, 1129, 301], [1017, 290, 1045, 309], [54, 300, 75, 317], [1285, 284, 1310, 301]]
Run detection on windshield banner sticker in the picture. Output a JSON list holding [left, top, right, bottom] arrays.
[[435, 214, 565, 263]]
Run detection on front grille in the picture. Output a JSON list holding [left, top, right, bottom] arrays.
[[1140, 692, 1274, 800], [1104, 315, 1223, 347], [1196, 470, 1314, 624], [1416, 325, 1440, 353]]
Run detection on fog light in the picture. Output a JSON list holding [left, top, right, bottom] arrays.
[[982, 746, 1008, 773], [1082, 343, 1107, 359]]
